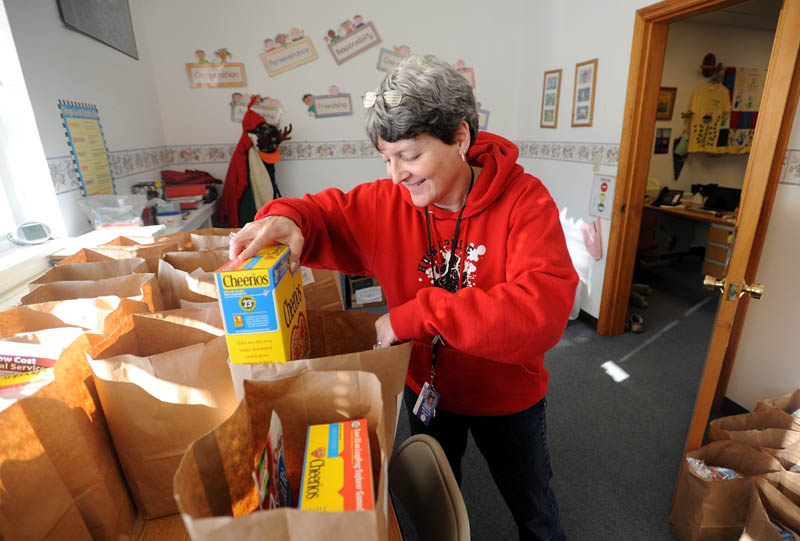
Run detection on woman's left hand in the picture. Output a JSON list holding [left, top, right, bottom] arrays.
[[374, 313, 398, 348]]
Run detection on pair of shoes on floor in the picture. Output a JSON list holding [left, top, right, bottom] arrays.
[[631, 283, 654, 296], [630, 291, 648, 309], [627, 312, 644, 333]]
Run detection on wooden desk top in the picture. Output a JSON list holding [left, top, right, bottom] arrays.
[[644, 203, 736, 226]]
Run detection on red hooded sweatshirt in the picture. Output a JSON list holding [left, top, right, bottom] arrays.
[[256, 132, 578, 416]]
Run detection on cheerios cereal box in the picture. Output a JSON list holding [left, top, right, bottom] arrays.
[[215, 244, 310, 364], [299, 419, 374, 512]]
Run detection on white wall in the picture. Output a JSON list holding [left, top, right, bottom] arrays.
[[513, 0, 649, 317], [649, 21, 774, 193], [136, 0, 526, 199], [5, 0, 165, 235], [726, 95, 800, 410]]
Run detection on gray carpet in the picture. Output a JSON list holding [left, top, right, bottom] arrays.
[[391, 253, 718, 540]]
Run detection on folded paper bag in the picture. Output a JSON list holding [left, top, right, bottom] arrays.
[[20, 273, 165, 313], [0, 333, 137, 540], [174, 370, 388, 541], [88, 311, 235, 519]]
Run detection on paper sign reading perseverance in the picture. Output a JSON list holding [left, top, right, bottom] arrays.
[[187, 63, 247, 88], [313, 94, 353, 118], [261, 36, 318, 77], [327, 21, 381, 65]]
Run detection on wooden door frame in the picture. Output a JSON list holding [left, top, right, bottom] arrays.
[[598, 0, 800, 456], [597, 0, 798, 339]]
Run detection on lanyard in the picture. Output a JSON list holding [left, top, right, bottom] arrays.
[[424, 165, 475, 292], [424, 165, 475, 385]]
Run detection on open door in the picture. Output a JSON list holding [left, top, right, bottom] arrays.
[[598, 0, 800, 456]]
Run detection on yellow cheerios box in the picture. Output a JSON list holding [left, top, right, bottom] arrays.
[[299, 419, 374, 512], [215, 244, 310, 364]]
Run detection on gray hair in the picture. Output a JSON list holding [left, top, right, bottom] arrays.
[[365, 54, 479, 149]]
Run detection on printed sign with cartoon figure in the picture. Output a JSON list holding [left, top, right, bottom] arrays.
[[186, 48, 246, 88], [261, 27, 317, 77], [324, 14, 382, 65]]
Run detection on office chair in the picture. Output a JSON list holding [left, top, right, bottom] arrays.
[[389, 434, 470, 541]]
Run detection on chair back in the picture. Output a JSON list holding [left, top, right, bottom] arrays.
[[388, 434, 470, 541]]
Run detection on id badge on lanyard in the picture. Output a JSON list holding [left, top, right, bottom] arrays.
[[412, 335, 442, 425]]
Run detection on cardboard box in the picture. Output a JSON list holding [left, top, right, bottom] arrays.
[[215, 245, 310, 364], [299, 418, 374, 512], [346, 276, 385, 309]]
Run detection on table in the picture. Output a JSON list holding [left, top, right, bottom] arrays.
[[644, 203, 736, 227], [157, 201, 218, 236], [643, 204, 736, 278]]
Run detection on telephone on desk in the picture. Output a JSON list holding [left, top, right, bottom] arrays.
[[652, 187, 684, 207]]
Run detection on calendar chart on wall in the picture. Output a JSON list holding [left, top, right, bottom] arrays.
[[58, 100, 115, 196]]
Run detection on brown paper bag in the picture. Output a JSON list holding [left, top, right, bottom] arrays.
[[669, 440, 783, 540], [158, 228, 238, 252], [92, 240, 183, 261], [227, 310, 410, 447], [88, 311, 236, 518], [0, 333, 137, 540], [0, 401, 94, 539], [189, 229, 238, 251], [158, 251, 228, 309], [0, 296, 150, 335], [709, 409, 800, 450], [56, 248, 115, 266], [301, 268, 344, 311], [19, 273, 165, 312], [0, 327, 87, 401], [756, 390, 800, 417], [174, 370, 388, 541], [741, 476, 800, 540], [31, 258, 149, 287], [765, 439, 800, 473]]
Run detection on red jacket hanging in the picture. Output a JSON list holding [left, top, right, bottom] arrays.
[[218, 95, 266, 228]]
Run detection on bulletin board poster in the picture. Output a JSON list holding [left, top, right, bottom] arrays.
[[589, 174, 614, 218], [58, 101, 115, 195]]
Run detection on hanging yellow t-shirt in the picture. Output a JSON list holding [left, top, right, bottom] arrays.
[[688, 82, 731, 154]]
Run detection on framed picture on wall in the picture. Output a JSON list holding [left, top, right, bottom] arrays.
[[540, 69, 562, 128], [656, 86, 677, 120], [571, 58, 598, 127]]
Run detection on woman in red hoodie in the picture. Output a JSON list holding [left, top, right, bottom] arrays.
[[230, 54, 577, 540]]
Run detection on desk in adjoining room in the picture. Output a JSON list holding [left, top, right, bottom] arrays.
[[641, 204, 736, 279]]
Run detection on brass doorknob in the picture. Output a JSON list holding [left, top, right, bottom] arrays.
[[741, 282, 764, 300], [703, 275, 725, 293]]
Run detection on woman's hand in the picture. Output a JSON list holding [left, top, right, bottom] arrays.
[[229, 216, 304, 271], [374, 313, 398, 348]]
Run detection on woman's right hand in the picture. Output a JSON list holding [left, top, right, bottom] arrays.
[[229, 215, 305, 272]]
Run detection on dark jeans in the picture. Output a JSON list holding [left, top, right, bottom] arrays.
[[404, 386, 565, 541]]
